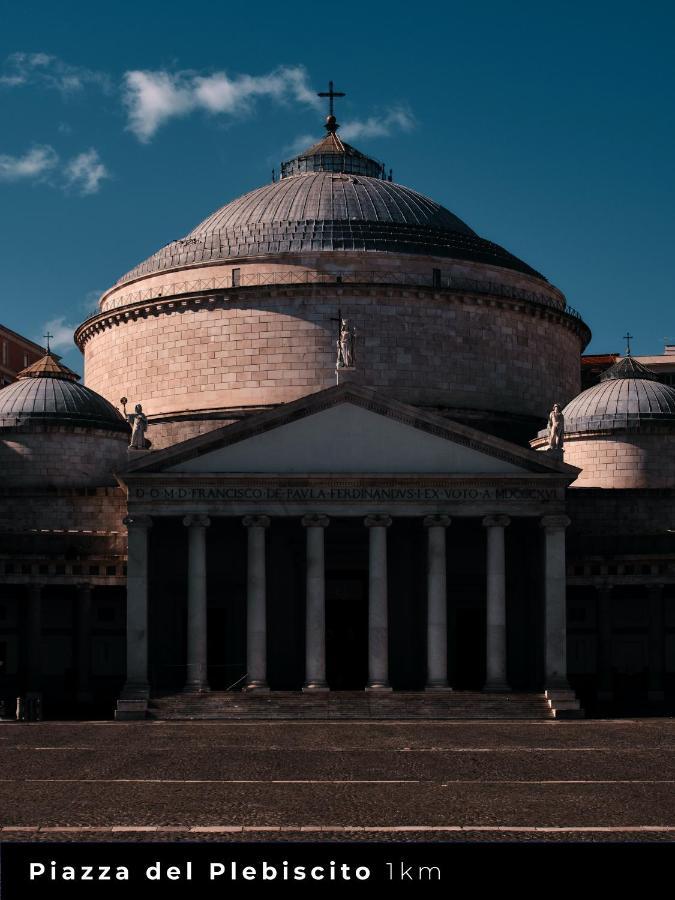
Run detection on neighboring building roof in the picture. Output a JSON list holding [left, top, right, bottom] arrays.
[[561, 356, 675, 433], [0, 353, 129, 431]]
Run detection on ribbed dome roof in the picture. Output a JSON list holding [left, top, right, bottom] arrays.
[[561, 370, 675, 434], [0, 354, 129, 432], [116, 172, 545, 285]]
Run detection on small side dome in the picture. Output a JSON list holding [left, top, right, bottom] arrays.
[[0, 353, 129, 487], [532, 356, 675, 488], [0, 353, 128, 432]]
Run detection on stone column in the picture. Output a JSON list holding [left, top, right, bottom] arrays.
[[596, 584, 613, 702], [647, 583, 665, 703], [424, 515, 451, 690], [540, 515, 572, 692], [482, 515, 511, 692], [365, 515, 392, 691], [26, 583, 42, 692], [243, 516, 271, 691], [302, 514, 330, 691], [76, 583, 93, 703], [120, 515, 152, 702], [183, 514, 211, 693]]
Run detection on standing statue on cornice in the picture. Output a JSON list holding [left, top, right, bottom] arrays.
[[337, 318, 356, 368], [547, 403, 565, 451], [121, 398, 149, 449]]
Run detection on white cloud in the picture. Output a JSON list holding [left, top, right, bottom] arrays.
[[123, 65, 321, 142], [0, 144, 109, 194], [340, 107, 416, 141], [39, 317, 76, 354], [0, 145, 58, 181], [64, 149, 109, 195], [0, 52, 111, 95]]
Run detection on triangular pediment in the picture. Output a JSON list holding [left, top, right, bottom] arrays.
[[123, 385, 579, 478]]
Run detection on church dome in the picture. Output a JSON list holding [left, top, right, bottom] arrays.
[[561, 357, 675, 434], [0, 354, 128, 432], [78, 108, 590, 452], [115, 128, 545, 285]]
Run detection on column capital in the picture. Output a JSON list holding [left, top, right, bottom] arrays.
[[540, 514, 571, 531], [243, 515, 271, 529], [364, 514, 392, 528], [482, 514, 510, 529], [424, 515, 451, 529], [302, 514, 330, 528], [182, 514, 211, 528], [123, 514, 153, 530]]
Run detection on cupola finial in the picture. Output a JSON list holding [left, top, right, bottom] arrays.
[[317, 80, 345, 133]]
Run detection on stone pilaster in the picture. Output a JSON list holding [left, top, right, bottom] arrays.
[[183, 514, 211, 693], [424, 515, 451, 691], [302, 514, 330, 692], [117, 514, 152, 719], [365, 515, 392, 691], [482, 515, 511, 692], [243, 515, 271, 692]]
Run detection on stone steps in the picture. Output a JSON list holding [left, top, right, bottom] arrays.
[[148, 690, 558, 720]]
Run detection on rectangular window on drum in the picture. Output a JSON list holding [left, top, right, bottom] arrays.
[[232, 268, 241, 287], [432, 268, 441, 288]]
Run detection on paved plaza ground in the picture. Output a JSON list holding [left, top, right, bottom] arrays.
[[0, 719, 673, 842]]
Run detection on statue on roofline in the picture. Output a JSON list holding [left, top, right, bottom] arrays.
[[121, 397, 149, 449], [547, 403, 565, 451]]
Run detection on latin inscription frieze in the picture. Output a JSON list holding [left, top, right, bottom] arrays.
[[130, 485, 563, 503]]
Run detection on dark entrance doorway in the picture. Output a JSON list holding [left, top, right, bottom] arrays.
[[326, 573, 368, 689]]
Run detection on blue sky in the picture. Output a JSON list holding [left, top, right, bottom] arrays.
[[1, 0, 674, 372]]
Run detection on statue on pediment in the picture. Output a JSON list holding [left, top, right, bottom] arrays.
[[337, 318, 355, 368], [547, 403, 565, 450]]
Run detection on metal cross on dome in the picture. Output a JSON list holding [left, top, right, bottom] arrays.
[[43, 331, 54, 353], [317, 80, 345, 118], [623, 331, 634, 355]]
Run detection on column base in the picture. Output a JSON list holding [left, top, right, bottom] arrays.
[[183, 683, 210, 694], [243, 681, 270, 693], [302, 682, 330, 692], [425, 683, 452, 692], [365, 683, 392, 692], [483, 681, 511, 693]]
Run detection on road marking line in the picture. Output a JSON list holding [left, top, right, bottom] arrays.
[[1, 778, 674, 785], [2, 824, 674, 834], [4, 746, 673, 753]]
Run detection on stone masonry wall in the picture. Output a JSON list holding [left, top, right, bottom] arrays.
[[567, 488, 675, 537], [564, 432, 675, 489], [0, 486, 127, 555], [81, 285, 585, 434], [0, 426, 128, 488]]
